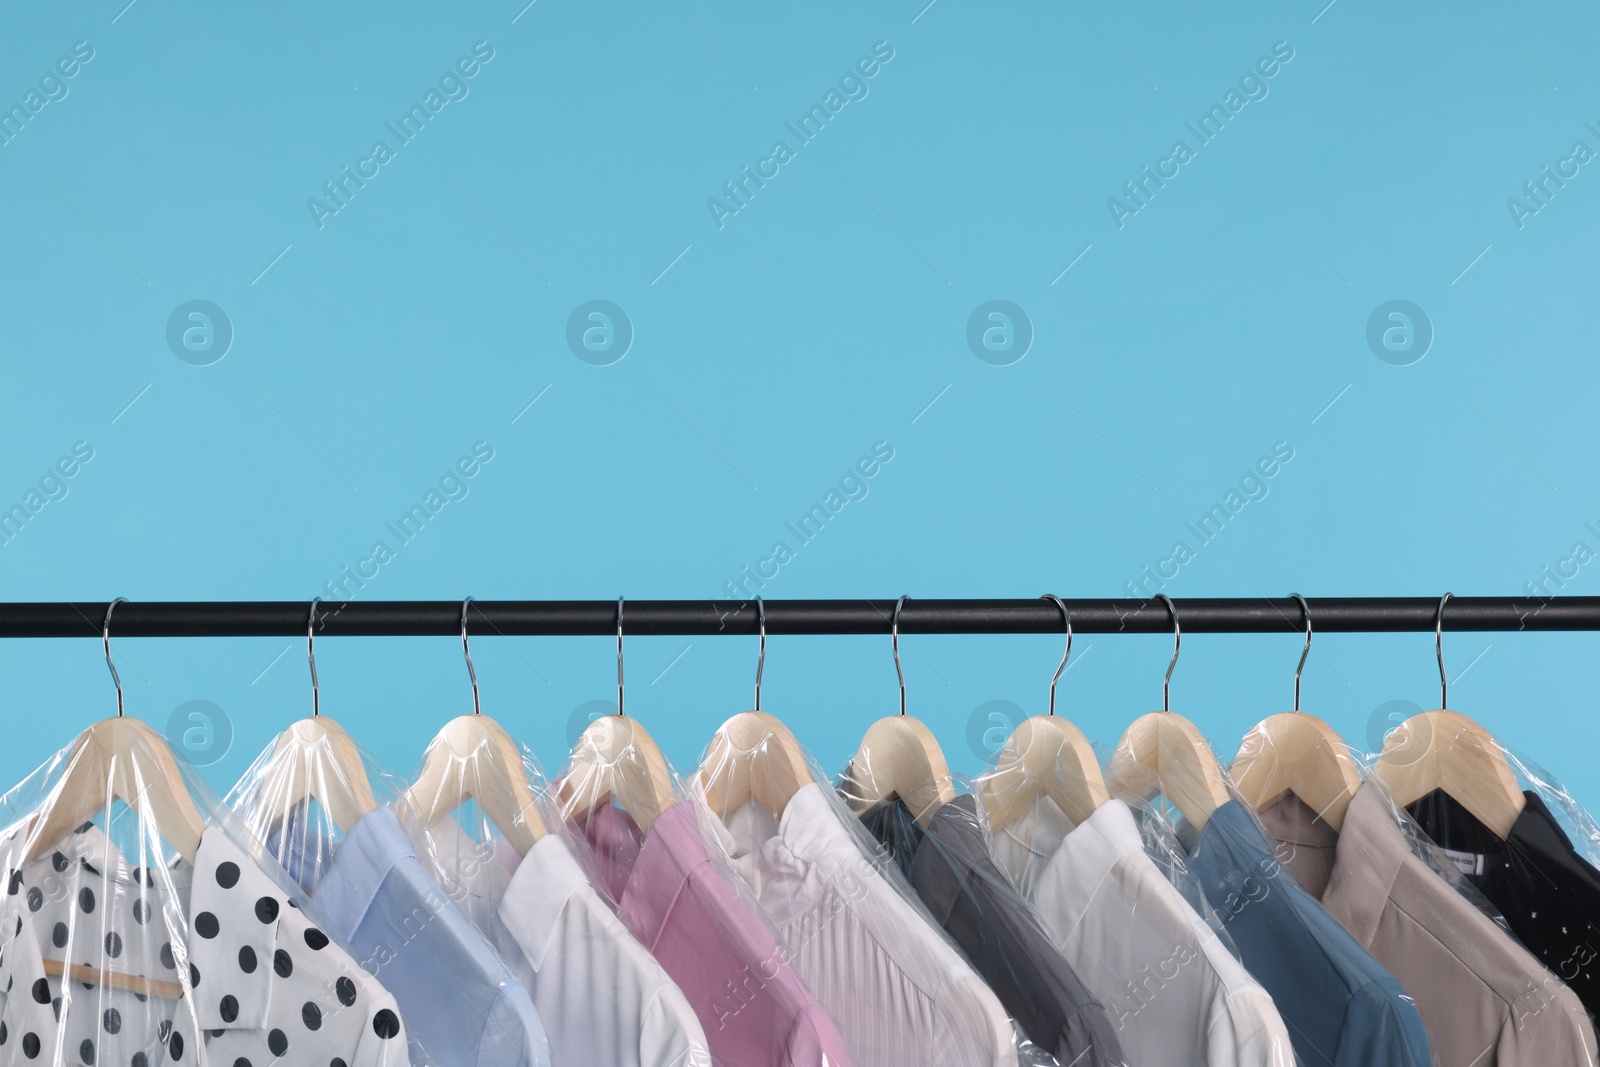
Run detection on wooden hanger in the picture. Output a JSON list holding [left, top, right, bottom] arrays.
[[560, 714, 676, 833], [404, 602, 547, 855], [27, 717, 207, 864], [256, 716, 379, 834], [699, 712, 811, 819], [408, 715, 546, 856], [557, 598, 676, 833], [26, 601, 206, 863], [985, 716, 1109, 831], [839, 598, 956, 826], [1371, 595, 1525, 839], [1107, 596, 1229, 831], [1373, 710, 1524, 838], [698, 603, 813, 819], [1234, 713, 1361, 830], [982, 597, 1109, 833], [843, 716, 957, 826], [252, 601, 378, 835], [1231, 597, 1361, 831]]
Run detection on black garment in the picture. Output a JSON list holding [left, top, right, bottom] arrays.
[[859, 793, 1126, 1067], [1408, 788, 1600, 1018]]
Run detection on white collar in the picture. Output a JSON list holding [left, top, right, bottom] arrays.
[[1050, 798, 1146, 887], [497, 832, 592, 970]]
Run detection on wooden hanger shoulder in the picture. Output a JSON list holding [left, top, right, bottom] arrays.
[[405, 715, 546, 857], [1231, 711, 1361, 831], [256, 716, 379, 835], [982, 715, 1108, 832], [26, 717, 207, 863], [559, 715, 676, 834], [698, 710, 811, 819], [1372, 709, 1525, 839], [842, 715, 956, 826], [1108, 712, 1230, 831]]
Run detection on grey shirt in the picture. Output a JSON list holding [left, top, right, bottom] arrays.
[[862, 794, 1127, 1067], [1260, 783, 1598, 1066]]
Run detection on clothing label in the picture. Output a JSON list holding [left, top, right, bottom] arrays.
[[1441, 846, 1485, 877]]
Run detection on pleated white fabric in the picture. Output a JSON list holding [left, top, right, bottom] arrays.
[[714, 783, 1019, 1067]]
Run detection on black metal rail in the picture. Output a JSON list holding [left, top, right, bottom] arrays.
[[0, 597, 1593, 637]]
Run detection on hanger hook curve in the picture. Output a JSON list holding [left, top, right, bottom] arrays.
[[1041, 595, 1072, 717], [616, 596, 625, 717], [461, 597, 480, 716], [103, 598, 127, 717], [892, 596, 908, 716], [1436, 592, 1453, 708], [1291, 593, 1311, 713], [307, 598, 322, 717], [1155, 594, 1180, 713], [753, 597, 766, 712]]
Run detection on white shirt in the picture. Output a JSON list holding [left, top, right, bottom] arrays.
[[422, 818, 712, 1067], [711, 782, 1019, 1067], [991, 797, 1295, 1067], [0, 820, 409, 1067]]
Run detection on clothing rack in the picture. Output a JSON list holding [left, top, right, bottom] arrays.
[[0, 596, 1596, 637]]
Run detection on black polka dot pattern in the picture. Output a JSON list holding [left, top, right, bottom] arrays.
[[215, 861, 240, 889], [0, 823, 409, 1067]]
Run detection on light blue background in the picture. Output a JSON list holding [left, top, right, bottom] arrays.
[[2, 1, 1597, 808]]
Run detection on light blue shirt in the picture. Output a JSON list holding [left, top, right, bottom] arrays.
[[297, 807, 551, 1067], [1181, 800, 1432, 1067]]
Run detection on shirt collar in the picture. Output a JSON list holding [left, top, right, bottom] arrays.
[[423, 814, 516, 908], [1329, 780, 1432, 947], [1050, 798, 1144, 889], [909, 794, 983, 928], [995, 796, 1076, 870], [618, 800, 709, 939], [712, 782, 867, 921], [571, 803, 645, 902], [498, 833, 590, 970], [28, 818, 190, 891], [311, 806, 415, 942]]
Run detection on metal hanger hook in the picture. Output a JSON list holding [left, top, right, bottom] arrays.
[[753, 597, 766, 712], [103, 598, 127, 717], [892, 596, 908, 716], [1155, 594, 1180, 713], [307, 598, 321, 717], [1291, 593, 1311, 713], [1436, 592, 1453, 708], [461, 597, 480, 716], [1041, 594, 1072, 717], [616, 596, 625, 717]]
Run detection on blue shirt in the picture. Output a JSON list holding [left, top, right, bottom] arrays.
[[302, 807, 551, 1067], [1182, 800, 1432, 1067]]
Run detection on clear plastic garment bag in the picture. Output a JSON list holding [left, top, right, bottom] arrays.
[[0, 602, 411, 1067], [225, 600, 550, 1067]]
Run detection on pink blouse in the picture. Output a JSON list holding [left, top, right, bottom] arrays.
[[575, 801, 854, 1067]]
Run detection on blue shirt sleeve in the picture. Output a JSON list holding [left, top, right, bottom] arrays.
[[1336, 978, 1434, 1067]]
